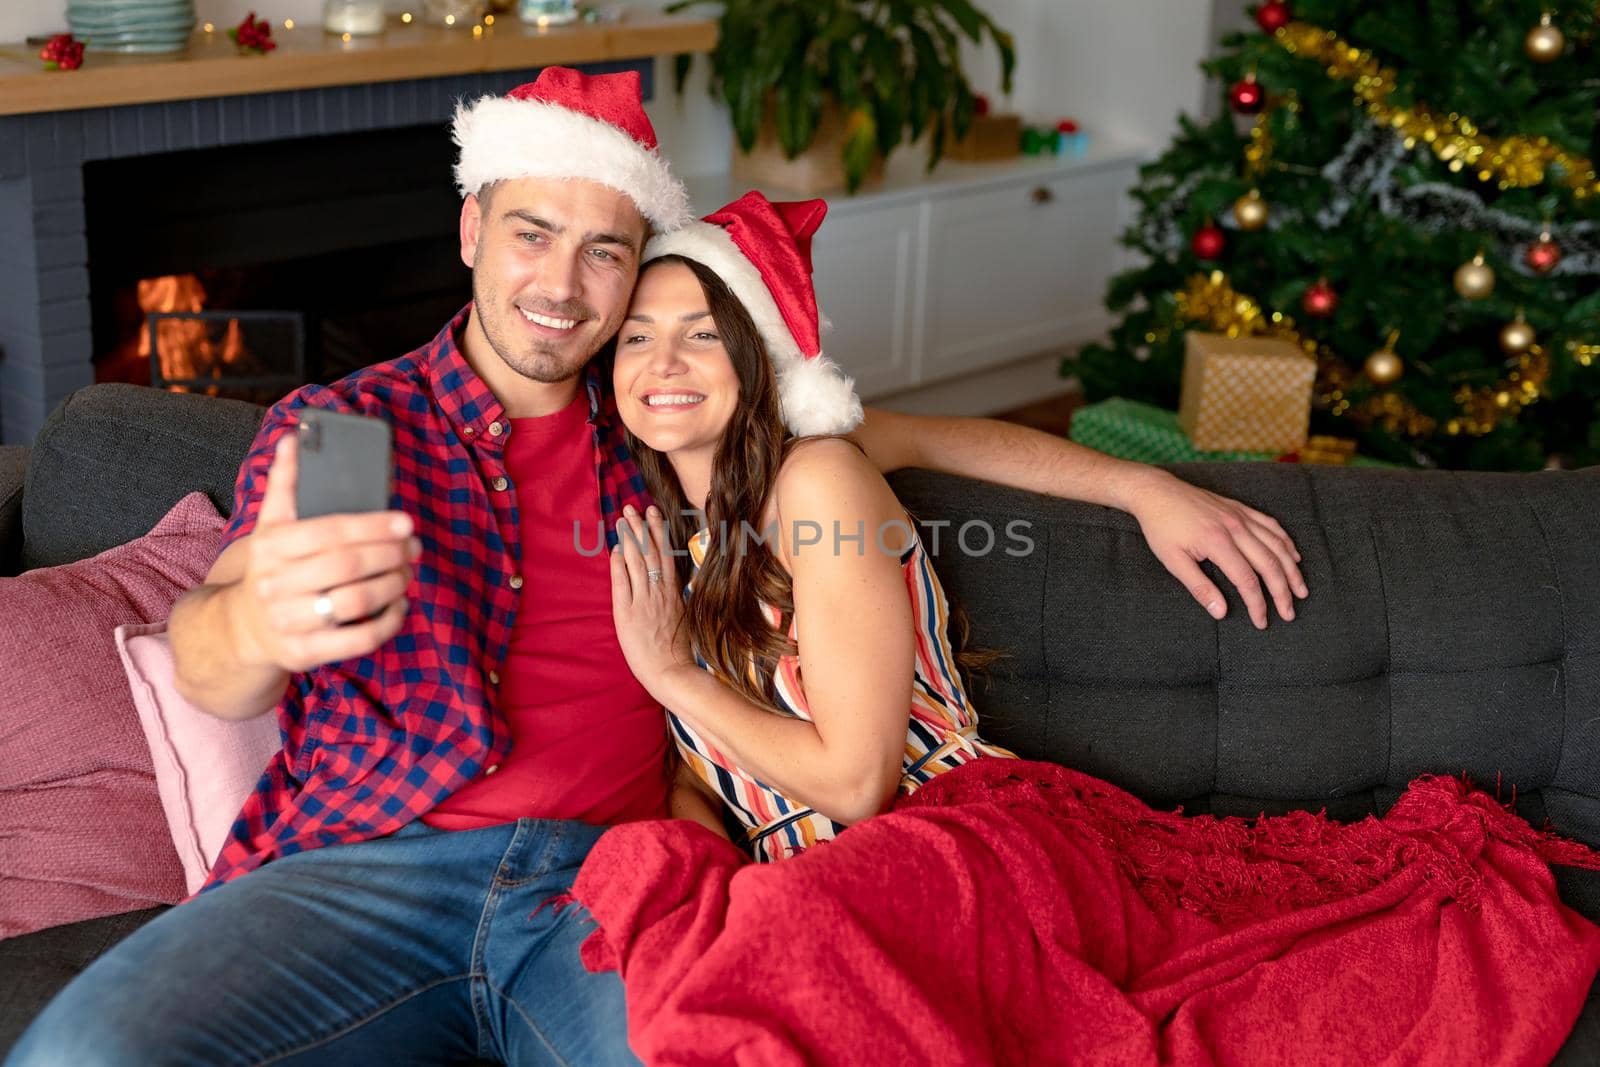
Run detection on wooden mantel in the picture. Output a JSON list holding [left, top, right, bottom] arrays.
[[0, 12, 716, 117]]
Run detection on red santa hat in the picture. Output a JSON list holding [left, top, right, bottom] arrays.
[[452, 67, 691, 232], [643, 191, 863, 436]]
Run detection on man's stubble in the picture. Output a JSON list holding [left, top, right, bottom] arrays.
[[471, 263, 607, 386]]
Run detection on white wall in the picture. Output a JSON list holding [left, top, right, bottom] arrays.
[[960, 0, 1214, 154], [0, 0, 1217, 170]]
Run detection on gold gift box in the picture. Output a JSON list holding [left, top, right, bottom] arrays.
[[1178, 332, 1317, 453], [946, 113, 1022, 161], [1299, 435, 1358, 464]]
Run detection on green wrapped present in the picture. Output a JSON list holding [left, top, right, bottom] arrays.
[[1071, 398, 1277, 463], [1070, 398, 1398, 467]]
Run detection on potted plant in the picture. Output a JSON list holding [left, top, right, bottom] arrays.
[[667, 0, 1016, 193]]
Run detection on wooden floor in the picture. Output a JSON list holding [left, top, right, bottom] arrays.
[[992, 387, 1084, 439]]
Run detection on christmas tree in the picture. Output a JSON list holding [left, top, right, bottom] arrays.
[[1073, 1, 1599, 470]]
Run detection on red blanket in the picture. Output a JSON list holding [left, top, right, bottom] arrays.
[[569, 760, 1600, 1066]]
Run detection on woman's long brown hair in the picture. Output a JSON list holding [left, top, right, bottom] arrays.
[[622, 255, 997, 713]]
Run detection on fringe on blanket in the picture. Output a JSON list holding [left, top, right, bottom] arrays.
[[907, 762, 1600, 927]]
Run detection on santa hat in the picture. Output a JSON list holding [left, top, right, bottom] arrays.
[[452, 67, 691, 232], [643, 191, 863, 436]]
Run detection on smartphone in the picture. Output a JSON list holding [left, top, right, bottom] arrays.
[[294, 410, 394, 520]]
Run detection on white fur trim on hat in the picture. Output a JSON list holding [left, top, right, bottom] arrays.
[[453, 95, 692, 231], [644, 223, 863, 436]]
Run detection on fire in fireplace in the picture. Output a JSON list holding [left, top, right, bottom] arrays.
[[86, 125, 468, 405]]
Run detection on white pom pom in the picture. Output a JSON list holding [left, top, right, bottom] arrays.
[[777, 352, 863, 437]]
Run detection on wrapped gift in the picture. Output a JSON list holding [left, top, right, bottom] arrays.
[[1300, 434, 1359, 464], [1072, 399, 1402, 468], [948, 113, 1022, 161], [1178, 332, 1316, 453], [1070, 398, 1280, 463]]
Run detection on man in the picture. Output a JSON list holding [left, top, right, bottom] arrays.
[[7, 68, 1306, 1066]]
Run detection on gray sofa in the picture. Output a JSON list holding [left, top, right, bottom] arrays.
[[3, 382, 1598, 1062]]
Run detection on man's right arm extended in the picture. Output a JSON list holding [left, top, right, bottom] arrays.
[[169, 434, 418, 721]]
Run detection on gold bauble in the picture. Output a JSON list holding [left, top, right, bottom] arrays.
[[1364, 348, 1404, 386], [1453, 253, 1495, 300], [1525, 14, 1565, 63], [1232, 190, 1269, 231], [1500, 318, 1537, 355]]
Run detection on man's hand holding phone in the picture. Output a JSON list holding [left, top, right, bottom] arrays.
[[226, 429, 419, 674]]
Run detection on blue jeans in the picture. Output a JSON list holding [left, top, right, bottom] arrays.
[[6, 818, 639, 1066]]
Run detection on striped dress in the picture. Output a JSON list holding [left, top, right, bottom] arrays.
[[672, 520, 1016, 862]]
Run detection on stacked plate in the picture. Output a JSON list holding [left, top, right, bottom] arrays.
[[67, 0, 197, 53]]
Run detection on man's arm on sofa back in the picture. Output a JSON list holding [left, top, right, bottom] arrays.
[[0, 445, 29, 577]]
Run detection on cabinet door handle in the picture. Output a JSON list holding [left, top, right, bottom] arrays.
[[1029, 186, 1055, 205]]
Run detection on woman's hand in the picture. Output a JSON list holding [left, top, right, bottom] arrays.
[[609, 504, 695, 697], [1124, 468, 1307, 629]]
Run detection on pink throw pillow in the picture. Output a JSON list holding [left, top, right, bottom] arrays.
[[116, 623, 280, 894], [0, 492, 223, 939]]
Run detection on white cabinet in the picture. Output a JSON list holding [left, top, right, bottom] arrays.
[[921, 164, 1127, 382], [682, 143, 1141, 402], [808, 202, 922, 400]]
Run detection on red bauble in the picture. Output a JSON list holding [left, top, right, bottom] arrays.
[[1255, 1, 1291, 33], [1301, 279, 1338, 318], [1229, 77, 1265, 115], [1191, 224, 1226, 260], [974, 94, 991, 118], [1525, 236, 1562, 274]]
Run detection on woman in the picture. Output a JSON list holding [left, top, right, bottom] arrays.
[[606, 190, 1013, 861], [582, 191, 1600, 1065]]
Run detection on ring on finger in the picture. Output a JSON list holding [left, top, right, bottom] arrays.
[[312, 593, 337, 627], [646, 569, 663, 584]]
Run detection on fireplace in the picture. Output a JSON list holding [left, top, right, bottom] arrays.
[[86, 125, 468, 403], [0, 56, 658, 444]]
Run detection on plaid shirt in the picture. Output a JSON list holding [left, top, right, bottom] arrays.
[[199, 306, 652, 892]]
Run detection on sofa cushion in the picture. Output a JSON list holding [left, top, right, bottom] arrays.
[[0, 906, 169, 1057], [22, 384, 263, 571], [117, 623, 282, 895], [0, 493, 224, 939]]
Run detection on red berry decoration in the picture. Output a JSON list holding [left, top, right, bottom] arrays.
[[38, 33, 84, 71], [1301, 278, 1339, 318], [1191, 223, 1226, 260], [1525, 233, 1562, 274], [1056, 119, 1080, 135], [1255, 1, 1291, 33], [973, 94, 991, 118], [1229, 76, 1265, 115], [229, 11, 277, 54]]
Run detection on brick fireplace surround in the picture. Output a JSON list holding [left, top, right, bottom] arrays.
[[0, 16, 715, 445]]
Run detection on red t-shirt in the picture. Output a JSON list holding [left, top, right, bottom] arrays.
[[422, 389, 670, 830]]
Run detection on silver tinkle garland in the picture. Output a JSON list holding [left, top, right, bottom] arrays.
[[1130, 117, 1598, 277], [1317, 124, 1599, 278]]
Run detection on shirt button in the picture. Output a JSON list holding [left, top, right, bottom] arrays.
[[488, 421, 505, 437], [488, 670, 500, 685], [485, 764, 499, 776], [508, 575, 523, 590], [463, 425, 475, 437], [491, 476, 509, 492]]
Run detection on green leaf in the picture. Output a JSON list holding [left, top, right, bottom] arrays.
[[775, 63, 824, 158], [842, 108, 878, 193], [726, 66, 767, 152], [928, 0, 984, 41]]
